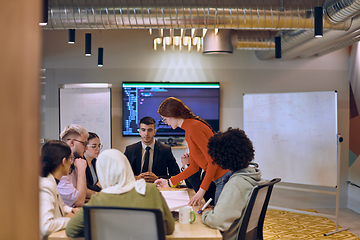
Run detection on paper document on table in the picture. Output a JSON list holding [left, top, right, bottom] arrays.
[[160, 190, 190, 211]]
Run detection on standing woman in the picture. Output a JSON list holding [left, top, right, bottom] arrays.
[[84, 132, 102, 192], [39, 140, 78, 239], [155, 97, 231, 206]]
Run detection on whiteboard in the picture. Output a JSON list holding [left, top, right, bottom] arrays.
[[59, 88, 111, 150], [243, 91, 337, 187]]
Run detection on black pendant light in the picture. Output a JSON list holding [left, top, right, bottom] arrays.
[[39, 0, 48, 26], [68, 29, 75, 44], [98, 48, 104, 67], [85, 33, 92, 56], [275, 36, 281, 59], [314, 6, 323, 38]]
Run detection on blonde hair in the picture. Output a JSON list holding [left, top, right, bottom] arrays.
[[60, 124, 89, 141]]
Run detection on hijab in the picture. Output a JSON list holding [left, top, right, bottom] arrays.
[[96, 149, 146, 195]]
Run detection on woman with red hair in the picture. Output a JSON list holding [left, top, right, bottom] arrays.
[[155, 97, 231, 206]]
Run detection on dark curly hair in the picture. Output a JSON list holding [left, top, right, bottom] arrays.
[[207, 127, 254, 172]]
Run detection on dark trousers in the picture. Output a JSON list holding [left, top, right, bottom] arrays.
[[185, 169, 216, 206]]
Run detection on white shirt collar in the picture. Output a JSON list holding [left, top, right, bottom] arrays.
[[141, 139, 155, 150]]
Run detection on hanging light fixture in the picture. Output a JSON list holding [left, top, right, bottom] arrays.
[[68, 29, 75, 44], [162, 29, 172, 51], [153, 38, 162, 50], [98, 48, 103, 67], [203, 29, 208, 37], [152, 28, 204, 53], [85, 33, 91, 56], [184, 29, 192, 52], [275, 36, 281, 58], [314, 6, 323, 38], [39, 0, 48, 26], [173, 29, 182, 52]]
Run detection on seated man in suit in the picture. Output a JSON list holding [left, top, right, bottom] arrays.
[[124, 116, 180, 182]]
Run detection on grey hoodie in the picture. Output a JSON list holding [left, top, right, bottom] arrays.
[[202, 164, 263, 240]]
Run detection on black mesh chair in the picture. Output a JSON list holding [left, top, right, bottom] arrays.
[[237, 178, 281, 240], [83, 206, 166, 240]]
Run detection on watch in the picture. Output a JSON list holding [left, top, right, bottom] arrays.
[[181, 164, 190, 171]]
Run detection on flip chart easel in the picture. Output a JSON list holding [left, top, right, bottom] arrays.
[[243, 91, 348, 235], [268, 134, 348, 236]]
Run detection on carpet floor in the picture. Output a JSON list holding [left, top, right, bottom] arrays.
[[263, 209, 360, 239]]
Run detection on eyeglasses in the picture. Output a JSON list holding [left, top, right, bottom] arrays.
[[88, 144, 103, 150], [67, 138, 88, 147], [161, 117, 167, 124]]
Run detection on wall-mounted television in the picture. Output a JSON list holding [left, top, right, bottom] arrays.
[[122, 82, 220, 137]]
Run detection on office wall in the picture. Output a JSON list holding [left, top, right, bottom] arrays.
[[349, 44, 360, 214], [42, 29, 350, 209]]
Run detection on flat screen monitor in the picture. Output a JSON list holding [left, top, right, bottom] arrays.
[[122, 82, 220, 137]]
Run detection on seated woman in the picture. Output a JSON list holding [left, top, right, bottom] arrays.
[[84, 132, 102, 192], [39, 140, 79, 239], [201, 128, 264, 240], [65, 149, 175, 237]]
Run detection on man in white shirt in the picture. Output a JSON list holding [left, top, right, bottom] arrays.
[[58, 124, 95, 207]]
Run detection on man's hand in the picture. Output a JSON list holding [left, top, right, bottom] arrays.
[[140, 172, 159, 183], [74, 158, 87, 172], [73, 158, 87, 207], [181, 152, 190, 167]]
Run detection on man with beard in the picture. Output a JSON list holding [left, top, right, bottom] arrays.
[[58, 124, 96, 207]]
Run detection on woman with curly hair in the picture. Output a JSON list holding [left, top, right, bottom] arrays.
[[200, 127, 264, 240], [154, 97, 231, 206]]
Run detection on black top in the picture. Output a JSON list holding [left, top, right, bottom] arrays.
[[85, 158, 101, 192]]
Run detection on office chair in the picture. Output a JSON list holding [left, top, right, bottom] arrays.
[[237, 178, 281, 240], [83, 206, 166, 240]]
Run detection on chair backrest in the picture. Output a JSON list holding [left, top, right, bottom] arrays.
[[83, 206, 166, 240], [237, 178, 281, 240]]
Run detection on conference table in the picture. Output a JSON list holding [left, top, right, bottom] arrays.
[[48, 187, 222, 240]]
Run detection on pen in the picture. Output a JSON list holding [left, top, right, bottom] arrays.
[[198, 198, 213, 214]]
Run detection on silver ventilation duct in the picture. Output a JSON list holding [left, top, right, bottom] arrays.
[[231, 30, 278, 50], [300, 17, 360, 57], [256, 0, 360, 60], [324, 0, 360, 24], [46, 0, 349, 30], [44, 0, 360, 59], [317, 34, 360, 56]]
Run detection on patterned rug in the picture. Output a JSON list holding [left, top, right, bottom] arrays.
[[263, 209, 360, 240]]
